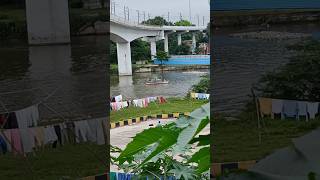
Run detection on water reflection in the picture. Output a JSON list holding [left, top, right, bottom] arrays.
[[111, 70, 209, 98]]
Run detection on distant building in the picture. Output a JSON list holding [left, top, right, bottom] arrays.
[[198, 43, 210, 55]]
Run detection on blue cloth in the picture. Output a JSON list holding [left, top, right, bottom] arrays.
[[283, 100, 298, 118], [0, 135, 7, 154], [117, 173, 132, 180]]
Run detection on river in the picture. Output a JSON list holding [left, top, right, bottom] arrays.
[[0, 36, 107, 122], [212, 23, 320, 116]]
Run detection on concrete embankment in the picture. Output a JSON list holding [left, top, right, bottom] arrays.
[[212, 9, 320, 27]]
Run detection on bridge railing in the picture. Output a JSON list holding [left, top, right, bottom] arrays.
[[170, 55, 210, 59]]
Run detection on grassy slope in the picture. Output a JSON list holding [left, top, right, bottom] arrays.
[[212, 117, 320, 163], [110, 98, 208, 123], [0, 143, 106, 180]]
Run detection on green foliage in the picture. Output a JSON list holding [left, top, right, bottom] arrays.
[[113, 104, 210, 179], [255, 40, 320, 101], [175, 20, 193, 26], [142, 16, 173, 26], [131, 39, 151, 62], [191, 75, 209, 93], [174, 44, 190, 55], [154, 50, 170, 65]]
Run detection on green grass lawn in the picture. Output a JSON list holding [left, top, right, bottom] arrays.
[[212, 117, 320, 163], [0, 143, 106, 180], [110, 98, 208, 123]]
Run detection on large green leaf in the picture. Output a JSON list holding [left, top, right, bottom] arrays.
[[117, 127, 179, 165], [188, 147, 210, 174]]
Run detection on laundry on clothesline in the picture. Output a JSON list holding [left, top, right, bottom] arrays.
[[190, 92, 210, 100], [0, 118, 107, 155], [110, 96, 166, 111], [0, 105, 40, 129], [258, 97, 320, 120], [109, 172, 176, 180]]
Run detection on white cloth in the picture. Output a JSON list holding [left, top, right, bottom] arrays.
[[15, 105, 39, 128], [297, 101, 308, 118], [271, 99, 284, 119], [307, 102, 319, 119], [115, 95, 123, 102], [43, 126, 58, 145], [74, 120, 93, 143], [205, 94, 210, 99], [87, 119, 105, 145], [19, 128, 35, 153]]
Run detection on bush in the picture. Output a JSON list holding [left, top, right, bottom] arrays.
[[191, 75, 209, 94]]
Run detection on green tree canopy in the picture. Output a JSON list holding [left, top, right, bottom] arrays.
[[174, 20, 193, 26], [142, 16, 173, 26]]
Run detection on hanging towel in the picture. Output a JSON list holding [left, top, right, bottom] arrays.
[[15, 105, 39, 128], [19, 128, 35, 153], [11, 129, 23, 154], [283, 100, 298, 119], [52, 125, 62, 148], [115, 95, 123, 102], [194, 93, 199, 99], [271, 99, 284, 119], [297, 101, 308, 120], [133, 100, 138, 107], [307, 102, 319, 119], [110, 172, 117, 180], [74, 120, 93, 143], [44, 126, 58, 145], [30, 127, 44, 148], [59, 123, 69, 145], [3, 112, 18, 129], [191, 93, 196, 99], [3, 130, 12, 152], [87, 119, 105, 145], [205, 94, 210, 99], [0, 132, 7, 154], [118, 173, 132, 180], [259, 98, 272, 117]]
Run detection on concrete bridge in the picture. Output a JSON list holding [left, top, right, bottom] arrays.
[[110, 15, 207, 76]]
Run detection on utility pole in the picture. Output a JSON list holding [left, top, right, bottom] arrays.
[[197, 14, 199, 26], [189, 0, 192, 22], [167, 12, 170, 22], [137, 10, 140, 23]]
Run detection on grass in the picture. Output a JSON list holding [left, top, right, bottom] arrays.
[[110, 98, 208, 123], [212, 116, 320, 163], [0, 143, 107, 180]]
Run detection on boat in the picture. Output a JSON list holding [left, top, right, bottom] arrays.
[[145, 77, 169, 85]]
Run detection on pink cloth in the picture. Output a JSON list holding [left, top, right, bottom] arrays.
[[11, 129, 23, 154]]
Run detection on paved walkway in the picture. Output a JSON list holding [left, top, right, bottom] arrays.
[[110, 118, 210, 172]]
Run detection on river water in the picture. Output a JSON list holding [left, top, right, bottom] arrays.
[[0, 36, 107, 122], [110, 70, 209, 99], [0, 35, 208, 123], [212, 23, 320, 115]]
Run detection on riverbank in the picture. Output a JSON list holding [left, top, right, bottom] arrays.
[[110, 98, 208, 123], [110, 64, 210, 74], [212, 9, 320, 27], [0, 143, 106, 180]]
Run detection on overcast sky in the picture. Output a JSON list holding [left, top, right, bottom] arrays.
[[113, 0, 210, 24]]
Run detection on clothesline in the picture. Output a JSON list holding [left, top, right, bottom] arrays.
[[190, 92, 210, 100], [0, 117, 107, 155], [258, 97, 320, 121], [110, 95, 166, 111]]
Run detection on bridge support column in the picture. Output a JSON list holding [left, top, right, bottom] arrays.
[[25, 0, 70, 45], [177, 33, 182, 45], [150, 40, 157, 59], [192, 33, 197, 54], [117, 42, 132, 76], [164, 33, 169, 54]]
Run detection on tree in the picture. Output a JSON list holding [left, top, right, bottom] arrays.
[[111, 104, 210, 179], [131, 39, 151, 63], [174, 44, 190, 55], [175, 20, 193, 26], [142, 16, 173, 26], [255, 40, 320, 101], [154, 50, 170, 66]]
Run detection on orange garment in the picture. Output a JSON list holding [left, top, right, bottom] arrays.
[[259, 97, 272, 117]]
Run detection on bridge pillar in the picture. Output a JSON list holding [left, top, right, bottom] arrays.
[[25, 0, 70, 45], [192, 33, 197, 54], [177, 33, 182, 45], [164, 33, 169, 54], [150, 40, 157, 59], [117, 42, 132, 76]]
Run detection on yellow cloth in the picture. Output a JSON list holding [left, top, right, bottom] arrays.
[[259, 97, 272, 117], [191, 93, 196, 99]]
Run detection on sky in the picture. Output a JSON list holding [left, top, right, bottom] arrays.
[[112, 0, 210, 24]]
